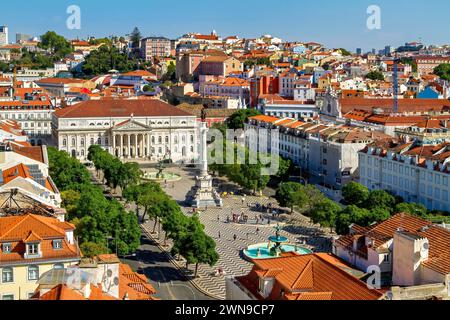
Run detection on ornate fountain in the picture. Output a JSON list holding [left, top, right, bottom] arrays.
[[242, 224, 312, 260]]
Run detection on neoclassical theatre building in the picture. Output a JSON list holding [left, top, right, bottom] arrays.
[[52, 99, 199, 163]]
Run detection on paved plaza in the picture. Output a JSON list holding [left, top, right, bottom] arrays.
[[142, 166, 335, 300]]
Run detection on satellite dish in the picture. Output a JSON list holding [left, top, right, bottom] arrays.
[[420, 242, 429, 259]]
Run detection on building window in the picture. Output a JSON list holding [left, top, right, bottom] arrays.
[[28, 266, 39, 281], [2, 267, 13, 283], [81, 138, 85, 147], [53, 240, 63, 250], [1, 294, 14, 300], [2, 243, 12, 253], [27, 243, 39, 256], [63, 139, 67, 147]]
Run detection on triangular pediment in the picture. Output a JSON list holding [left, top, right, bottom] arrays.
[[112, 120, 150, 131]]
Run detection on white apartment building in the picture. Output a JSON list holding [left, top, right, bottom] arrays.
[[246, 115, 392, 192], [199, 76, 250, 104], [0, 98, 55, 146], [293, 81, 316, 102], [359, 139, 450, 211], [0, 26, 8, 46], [257, 94, 318, 120], [52, 99, 198, 163], [279, 72, 298, 97]]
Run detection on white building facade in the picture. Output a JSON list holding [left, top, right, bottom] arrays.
[[359, 141, 450, 212], [53, 99, 199, 163]]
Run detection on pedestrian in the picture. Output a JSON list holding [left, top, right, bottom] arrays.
[[217, 215, 220, 222], [218, 231, 221, 239], [246, 233, 249, 239], [256, 228, 260, 235], [233, 234, 237, 241]]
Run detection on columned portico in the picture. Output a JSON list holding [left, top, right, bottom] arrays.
[[55, 99, 198, 164], [113, 132, 152, 160]]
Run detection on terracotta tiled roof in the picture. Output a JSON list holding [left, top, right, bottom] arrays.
[[35, 78, 87, 85], [54, 99, 193, 119], [336, 213, 450, 275], [121, 70, 156, 78], [10, 144, 45, 163], [339, 98, 450, 114], [175, 104, 236, 118], [2, 163, 32, 184], [249, 115, 280, 124], [0, 214, 79, 265], [238, 254, 383, 300]]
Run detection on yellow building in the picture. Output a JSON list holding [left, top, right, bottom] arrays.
[[0, 214, 81, 300]]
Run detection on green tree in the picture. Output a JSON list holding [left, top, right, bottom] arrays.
[[143, 85, 155, 92], [338, 48, 352, 56], [276, 156, 293, 180], [175, 215, 219, 277], [39, 31, 73, 58], [117, 162, 142, 192], [303, 184, 326, 209], [162, 62, 176, 82], [369, 206, 391, 223], [366, 190, 396, 212], [434, 63, 450, 81], [47, 147, 91, 192], [61, 190, 81, 218], [226, 109, 261, 130], [82, 45, 140, 76], [394, 202, 427, 217], [365, 71, 385, 81], [342, 182, 370, 206], [399, 57, 418, 73], [275, 182, 308, 212], [80, 242, 109, 258], [130, 27, 142, 58], [310, 198, 341, 232], [336, 205, 372, 235]]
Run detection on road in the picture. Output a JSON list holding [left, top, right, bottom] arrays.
[[121, 232, 214, 301], [88, 168, 214, 300]]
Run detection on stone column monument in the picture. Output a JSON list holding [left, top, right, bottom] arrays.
[[189, 107, 223, 208]]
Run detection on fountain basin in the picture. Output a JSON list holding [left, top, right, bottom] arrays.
[[243, 243, 312, 261], [142, 171, 182, 182], [268, 235, 288, 243]]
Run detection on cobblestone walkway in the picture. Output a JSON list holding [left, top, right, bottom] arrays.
[[143, 167, 335, 300]]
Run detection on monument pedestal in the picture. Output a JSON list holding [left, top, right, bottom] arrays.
[[191, 174, 223, 208], [188, 121, 223, 209]]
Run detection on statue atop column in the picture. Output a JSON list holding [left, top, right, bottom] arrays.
[[201, 104, 207, 123], [187, 106, 223, 209]]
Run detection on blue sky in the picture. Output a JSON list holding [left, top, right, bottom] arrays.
[[1, 0, 449, 51]]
